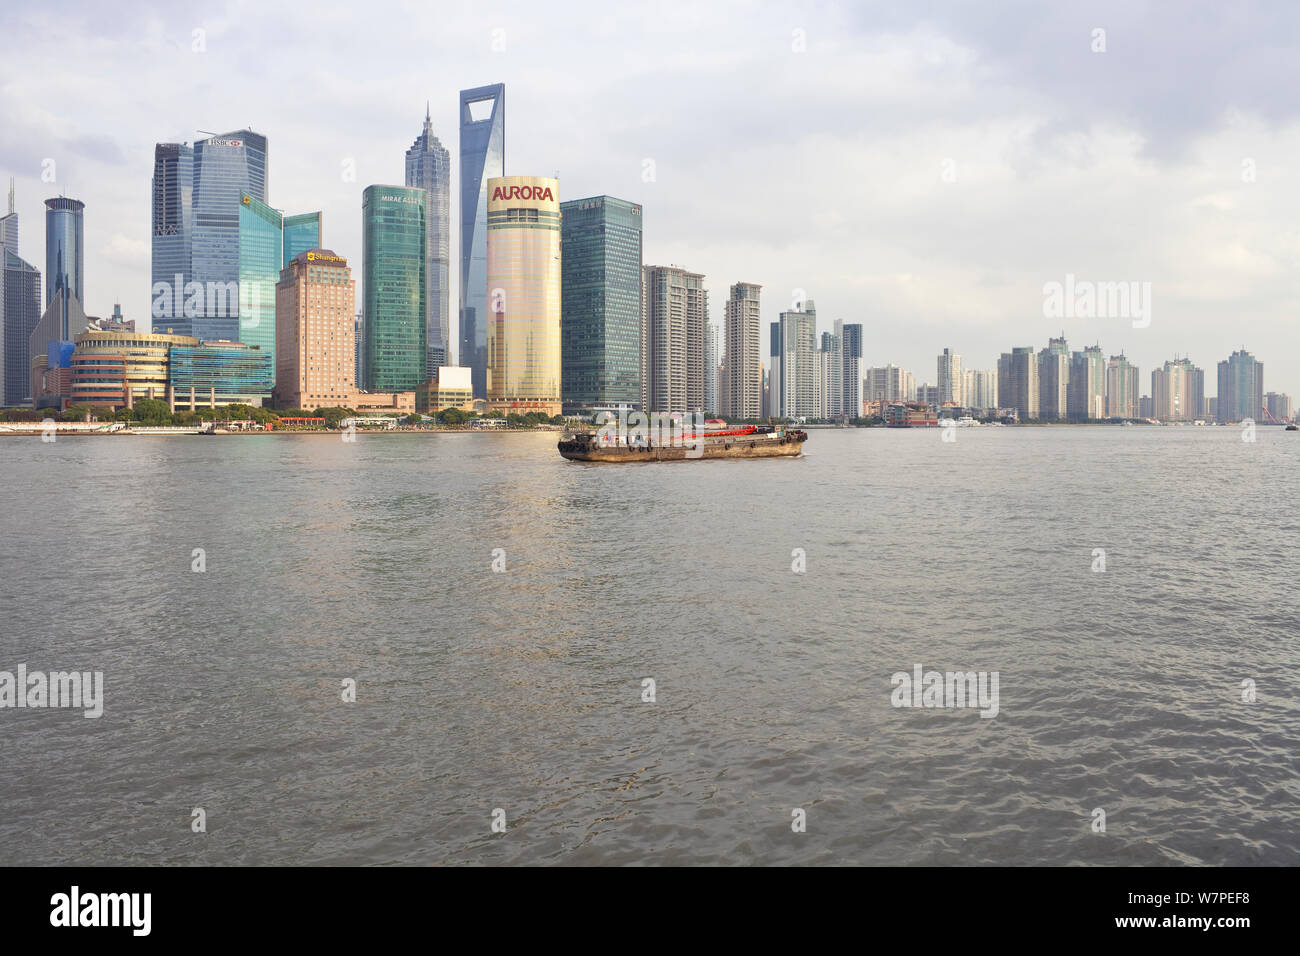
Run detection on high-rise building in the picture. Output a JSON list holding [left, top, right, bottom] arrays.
[[151, 143, 194, 331], [1037, 335, 1069, 420], [937, 348, 962, 406], [864, 365, 914, 405], [723, 282, 761, 419], [2, 248, 42, 407], [1217, 349, 1263, 423], [485, 176, 561, 416], [1106, 353, 1140, 418], [1151, 357, 1203, 422], [44, 196, 85, 351], [1067, 345, 1106, 420], [459, 84, 505, 398], [774, 300, 817, 418], [45, 197, 84, 311], [276, 249, 357, 410], [2, 184, 43, 406], [838, 321, 862, 417], [282, 213, 322, 263], [560, 195, 643, 411], [0, 178, 18, 255], [187, 131, 268, 341], [237, 194, 322, 360], [705, 322, 719, 414], [1265, 392, 1294, 423], [641, 265, 707, 414], [152, 132, 268, 341], [406, 104, 452, 375], [998, 347, 1039, 420], [819, 330, 842, 418], [362, 185, 427, 392], [962, 368, 998, 412]]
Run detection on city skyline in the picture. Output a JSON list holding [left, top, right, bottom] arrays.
[[1, 3, 1298, 398]]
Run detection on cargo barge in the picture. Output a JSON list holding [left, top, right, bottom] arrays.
[[557, 424, 807, 462]]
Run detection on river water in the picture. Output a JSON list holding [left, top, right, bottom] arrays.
[[1, 425, 1297, 864]]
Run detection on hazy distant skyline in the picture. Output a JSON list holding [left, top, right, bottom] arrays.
[[2, 0, 1297, 396]]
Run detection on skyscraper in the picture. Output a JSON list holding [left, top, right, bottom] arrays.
[[1067, 345, 1106, 420], [152, 131, 267, 340], [937, 347, 962, 406], [0, 179, 18, 255], [560, 195, 642, 411], [963, 368, 998, 412], [775, 300, 816, 418], [1217, 349, 1263, 423], [723, 282, 762, 420], [238, 194, 321, 362], [864, 365, 914, 404], [459, 84, 505, 398], [362, 185, 426, 392], [485, 176, 561, 416], [188, 131, 268, 342], [1038, 335, 1069, 420], [151, 143, 193, 327], [1106, 353, 1140, 418], [282, 213, 322, 263], [1151, 357, 1203, 422], [45, 197, 85, 344], [838, 321, 862, 418], [275, 249, 356, 410], [641, 265, 707, 414], [819, 329, 842, 418], [406, 104, 452, 375], [998, 347, 1039, 420], [3, 248, 42, 406], [705, 322, 720, 415]]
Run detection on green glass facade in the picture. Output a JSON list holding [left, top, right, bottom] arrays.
[[238, 196, 320, 359], [283, 212, 321, 263], [362, 185, 426, 391], [559, 195, 642, 408], [238, 195, 281, 354]]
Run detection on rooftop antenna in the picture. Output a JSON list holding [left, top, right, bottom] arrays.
[[7, 177, 13, 214]]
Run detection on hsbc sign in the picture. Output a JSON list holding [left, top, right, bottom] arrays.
[[491, 184, 554, 202], [208, 138, 243, 147]]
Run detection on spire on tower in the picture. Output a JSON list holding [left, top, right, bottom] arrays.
[[7, 177, 13, 214]]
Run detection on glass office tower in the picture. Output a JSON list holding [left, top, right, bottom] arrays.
[[151, 143, 193, 331], [238, 196, 321, 358], [283, 212, 322, 263], [188, 130, 267, 341], [237, 194, 283, 356], [459, 83, 504, 398], [44, 197, 84, 311], [406, 104, 452, 376], [362, 185, 426, 392], [3, 249, 42, 406], [559, 195, 642, 411], [486, 176, 561, 415]]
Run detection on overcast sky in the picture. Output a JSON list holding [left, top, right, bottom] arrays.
[[3, 0, 1297, 396]]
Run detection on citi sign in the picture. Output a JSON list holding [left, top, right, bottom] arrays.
[[491, 184, 554, 202]]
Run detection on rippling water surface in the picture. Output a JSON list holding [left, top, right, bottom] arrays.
[[1, 426, 1297, 865]]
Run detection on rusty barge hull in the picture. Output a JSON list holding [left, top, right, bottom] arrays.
[[557, 430, 807, 462]]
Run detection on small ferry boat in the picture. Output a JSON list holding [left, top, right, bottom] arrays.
[[558, 424, 807, 462], [1287, 423, 1298, 431]]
